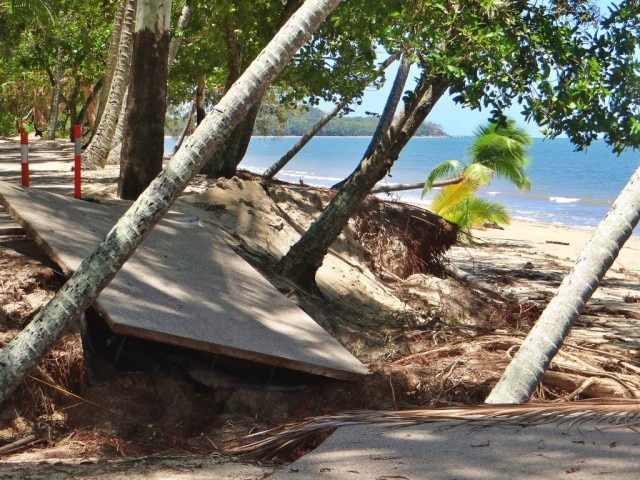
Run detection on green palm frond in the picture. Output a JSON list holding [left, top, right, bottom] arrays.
[[461, 162, 493, 187], [437, 196, 510, 243], [468, 121, 532, 191], [430, 181, 475, 216], [229, 399, 640, 460], [425, 119, 531, 241], [444, 197, 510, 227], [422, 159, 464, 197]]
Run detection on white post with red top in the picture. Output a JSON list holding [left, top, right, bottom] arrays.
[[74, 125, 82, 199], [19, 122, 29, 187]]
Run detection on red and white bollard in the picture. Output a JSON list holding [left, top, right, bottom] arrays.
[[74, 124, 82, 199], [19, 122, 29, 188]]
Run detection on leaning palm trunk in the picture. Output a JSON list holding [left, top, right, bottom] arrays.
[[82, 0, 137, 168], [331, 53, 411, 190], [486, 166, 640, 404], [263, 97, 350, 180], [277, 73, 449, 289], [167, 1, 191, 70], [92, 0, 129, 139], [371, 177, 463, 194], [362, 53, 411, 160], [0, 0, 342, 405], [106, 91, 127, 164]]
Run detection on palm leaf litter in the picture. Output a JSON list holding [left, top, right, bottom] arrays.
[[228, 398, 640, 459]]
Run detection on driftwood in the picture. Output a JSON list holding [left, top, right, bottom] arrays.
[[0, 435, 38, 455], [371, 177, 464, 195], [543, 370, 638, 398], [443, 263, 516, 302]]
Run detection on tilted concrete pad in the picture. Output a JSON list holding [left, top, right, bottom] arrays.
[[0, 181, 368, 380], [272, 421, 640, 479]]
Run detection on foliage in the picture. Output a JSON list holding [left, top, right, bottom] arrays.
[[442, 0, 640, 153], [257, 106, 447, 137], [0, 0, 114, 136], [424, 120, 532, 242]]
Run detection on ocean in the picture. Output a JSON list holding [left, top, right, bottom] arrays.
[[166, 136, 639, 233]]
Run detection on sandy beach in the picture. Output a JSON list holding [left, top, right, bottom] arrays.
[[458, 218, 640, 277]]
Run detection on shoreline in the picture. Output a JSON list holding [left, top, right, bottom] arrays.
[[462, 218, 640, 275]]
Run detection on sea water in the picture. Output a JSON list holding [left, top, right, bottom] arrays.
[[166, 136, 639, 232]]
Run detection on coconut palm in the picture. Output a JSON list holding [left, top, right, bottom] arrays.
[[82, 0, 137, 169], [486, 165, 640, 404], [423, 120, 532, 241]]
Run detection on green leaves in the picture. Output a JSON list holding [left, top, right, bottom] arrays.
[[422, 159, 464, 196]]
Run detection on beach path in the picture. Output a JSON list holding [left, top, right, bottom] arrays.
[[0, 177, 368, 380]]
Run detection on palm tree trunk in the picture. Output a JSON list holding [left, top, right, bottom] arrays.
[[195, 73, 206, 126], [371, 177, 466, 195], [263, 54, 398, 181], [263, 97, 349, 180], [0, 0, 342, 405], [362, 53, 410, 160], [331, 53, 410, 190], [486, 166, 640, 404], [92, 0, 129, 140], [167, 1, 191, 71], [118, 0, 173, 200], [171, 98, 196, 156], [277, 74, 449, 290], [106, 89, 128, 164], [82, 0, 137, 168]]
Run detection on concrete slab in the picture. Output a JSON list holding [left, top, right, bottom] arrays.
[[0, 181, 368, 380], [271, 421, 640, 479]]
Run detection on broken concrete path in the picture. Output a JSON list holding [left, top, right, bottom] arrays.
[[271, 421, 640, 479], [0, 181, 368, 380]]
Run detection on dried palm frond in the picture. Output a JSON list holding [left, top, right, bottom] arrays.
[[228, 398, 640, 459]]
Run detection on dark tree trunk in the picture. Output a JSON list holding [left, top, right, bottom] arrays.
[[332, 53, 410, 190], [118, 25, 170, 200], [277, 76, 449, 290], [195, 74, 206, 126], [199, 100, 262, 178]]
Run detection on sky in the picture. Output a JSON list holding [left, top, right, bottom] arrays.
[[320, 61, 544, 138]]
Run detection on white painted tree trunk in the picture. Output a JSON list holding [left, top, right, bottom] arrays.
[[0, 0, 342, 405], [82, 0, 137, 168], [486, 166, 640, 404]]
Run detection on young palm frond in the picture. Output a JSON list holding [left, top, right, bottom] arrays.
[[430, 181, 475, 217], [229, 399, 640, 459], [445, 197, 510, 243], [422, 159, 465, 197], [422, 119, 532, 236], [435, 195, 510, 243]]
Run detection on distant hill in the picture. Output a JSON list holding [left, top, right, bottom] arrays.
[[254, 107, 448, 137]]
